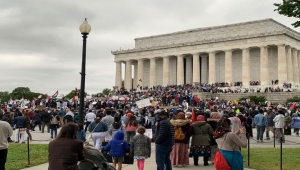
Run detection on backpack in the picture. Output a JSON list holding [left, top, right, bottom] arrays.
[[50, 115, 58, 124], [174, 126, 185, 140]]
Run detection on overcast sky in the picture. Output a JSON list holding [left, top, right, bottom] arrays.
[[0, 0, 299, 95]]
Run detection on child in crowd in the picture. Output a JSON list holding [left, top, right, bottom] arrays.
[[130, 126, 151, 170], [77, 124, 86, 142], [102, 130, 130, 170]]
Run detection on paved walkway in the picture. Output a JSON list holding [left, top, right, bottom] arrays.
[[18, 128, 300, 170]]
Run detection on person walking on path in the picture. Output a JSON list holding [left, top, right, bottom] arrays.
[[32, 110, 42, 131], [88, 114, 108, 150], [169, 112, 192, 167], [254, 109, 267, 142], [102, 130, 130, 170], [0, 120, 13, 170], [85, 109, 96, 132], [190, 115, 214, 166], [41, 109, 51, 133], [273, 110, 286, 142], [130, 126, 151, 170], [265, 108, 276, 140], [155, 110, 174, 170], [49, 112, 60, 139], [125, 115, 138, 142], [14, 112, 27, 143], [291, 113, 300, 137]]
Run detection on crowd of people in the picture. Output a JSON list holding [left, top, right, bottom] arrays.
[[1, 91, 300, 170]]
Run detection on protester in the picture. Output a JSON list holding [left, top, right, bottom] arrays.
[[265, 108, 276, 140], [58, 107, 66, 127], [229, 114, 241, 133], [23, 111, 33, 141], [254, 109, 267, 142], [291, 113, 300, 137], [207, 110, 220, 163], [85, 109, 96, 132], [14, 112, 27, 143], [0, 120, 13, 170], [130, 126, 151, 170], [273, 110, 286, 142], [88, 114, 108, 149], [190, 115, 214, 166], [108, 116, 125, 139], [169, 112, 192, 167], [213, 118, 247, 170], [77, 123, 86, 142], [49, 112, 60, 139], [41, 109, 51, 133], [48, 123, 85, 170], [155, 110, 174, 170], [102, 130, 130, 170], [2, 111, 14, 142], [125, 115, 138, 142], [32, 110, 42, 131]]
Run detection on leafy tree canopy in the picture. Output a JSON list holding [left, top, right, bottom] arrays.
[[102, 88, 112, 96], [274, 0, 300, 27]]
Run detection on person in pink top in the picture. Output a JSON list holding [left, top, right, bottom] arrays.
[[125, 115, 138, 142]]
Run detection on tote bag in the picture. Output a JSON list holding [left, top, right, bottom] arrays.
[[214, 151, 231, 170]]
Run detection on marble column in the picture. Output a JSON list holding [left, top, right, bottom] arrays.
[[163, 56, 170, 86], [192, 53, 200, 84], [277, 44, 287, 84], [298, 50, 300, 86], [149, 58, 156, 87], [225, 50, 233, 85], [177, 55, 184, 85], [125, 60, 132, 90], [292, 48, 299, 86], [201, 55, 208, 83], [208, 52, 216, 84], [115, 61, 122, 88], [287, 46, 293, 84], [242, 48, 250, 87], [260, 46, 269, 85], [185, 56, 193, 84], [133, 62, 138, 88], [137, 59, 144, 88]]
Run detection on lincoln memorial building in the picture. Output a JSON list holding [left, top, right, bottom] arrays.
[[111, 19, 300, 90]]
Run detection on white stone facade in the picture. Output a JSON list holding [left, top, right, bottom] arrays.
[[112, 19, 300, 90]]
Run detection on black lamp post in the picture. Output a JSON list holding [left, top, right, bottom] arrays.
[[79, 18, 91, 124]]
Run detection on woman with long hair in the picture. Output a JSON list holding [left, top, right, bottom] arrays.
[[125, 115, 138, 142], [48, 123, 85, 170], [213, 118, 247, 170], [170, 112, 192, 167]]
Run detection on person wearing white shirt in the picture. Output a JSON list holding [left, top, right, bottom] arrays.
[[0, 121, 13, 170], [273, 110, 285, 142], [85, 110, 96, 132]]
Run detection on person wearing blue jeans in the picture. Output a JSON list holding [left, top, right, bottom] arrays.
[[155, 110, 175, 170], [254, 109, 267, 142], [156, 145, 173, 170]]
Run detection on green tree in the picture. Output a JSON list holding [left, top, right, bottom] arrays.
[[287, 96, 300, 103], [274, 0, 300, 27], [0, 91, 10, 104], [102, 88, 112, 96], [11, 87, 31, 99]]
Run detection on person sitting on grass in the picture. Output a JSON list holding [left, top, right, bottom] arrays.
[[101, 130, 130, 170]]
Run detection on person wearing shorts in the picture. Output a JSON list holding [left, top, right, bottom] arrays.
[[102, 130, 129, 170]]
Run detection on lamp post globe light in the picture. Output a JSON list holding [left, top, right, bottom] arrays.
[[79, 18, 91, 124]]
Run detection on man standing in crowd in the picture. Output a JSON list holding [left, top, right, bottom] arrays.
[[155, 110, 174, 170], [84, 109, 96, 132], [274, 110, 286, 143], [0, 120, 13, 170], [41, 109, 51, 133], [1, 111, 13, 142], [254, 109, 267, 142], [265, 108, 276, 140]]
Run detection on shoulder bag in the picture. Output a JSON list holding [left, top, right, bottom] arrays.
[[214, 133, 231, 170], [88, 122, 100, 139]]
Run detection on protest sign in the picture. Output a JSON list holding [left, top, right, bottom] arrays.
[[135, 98, 151, 108]]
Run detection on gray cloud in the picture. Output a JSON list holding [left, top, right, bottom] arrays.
[[0, 0, 299, 95]]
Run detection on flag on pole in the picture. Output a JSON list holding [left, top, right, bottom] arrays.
[[52, 90, 58, 99], [290, 103, 296, 111], [192, 109, 196, 123]]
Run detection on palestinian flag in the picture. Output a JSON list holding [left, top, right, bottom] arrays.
[[52, 90, 58, 99]]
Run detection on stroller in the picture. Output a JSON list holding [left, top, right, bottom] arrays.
[[78, 147, 116, 170]]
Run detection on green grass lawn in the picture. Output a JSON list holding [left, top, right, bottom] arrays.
[[7, 143, 48, 170], [242, 148, 300, 170]]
